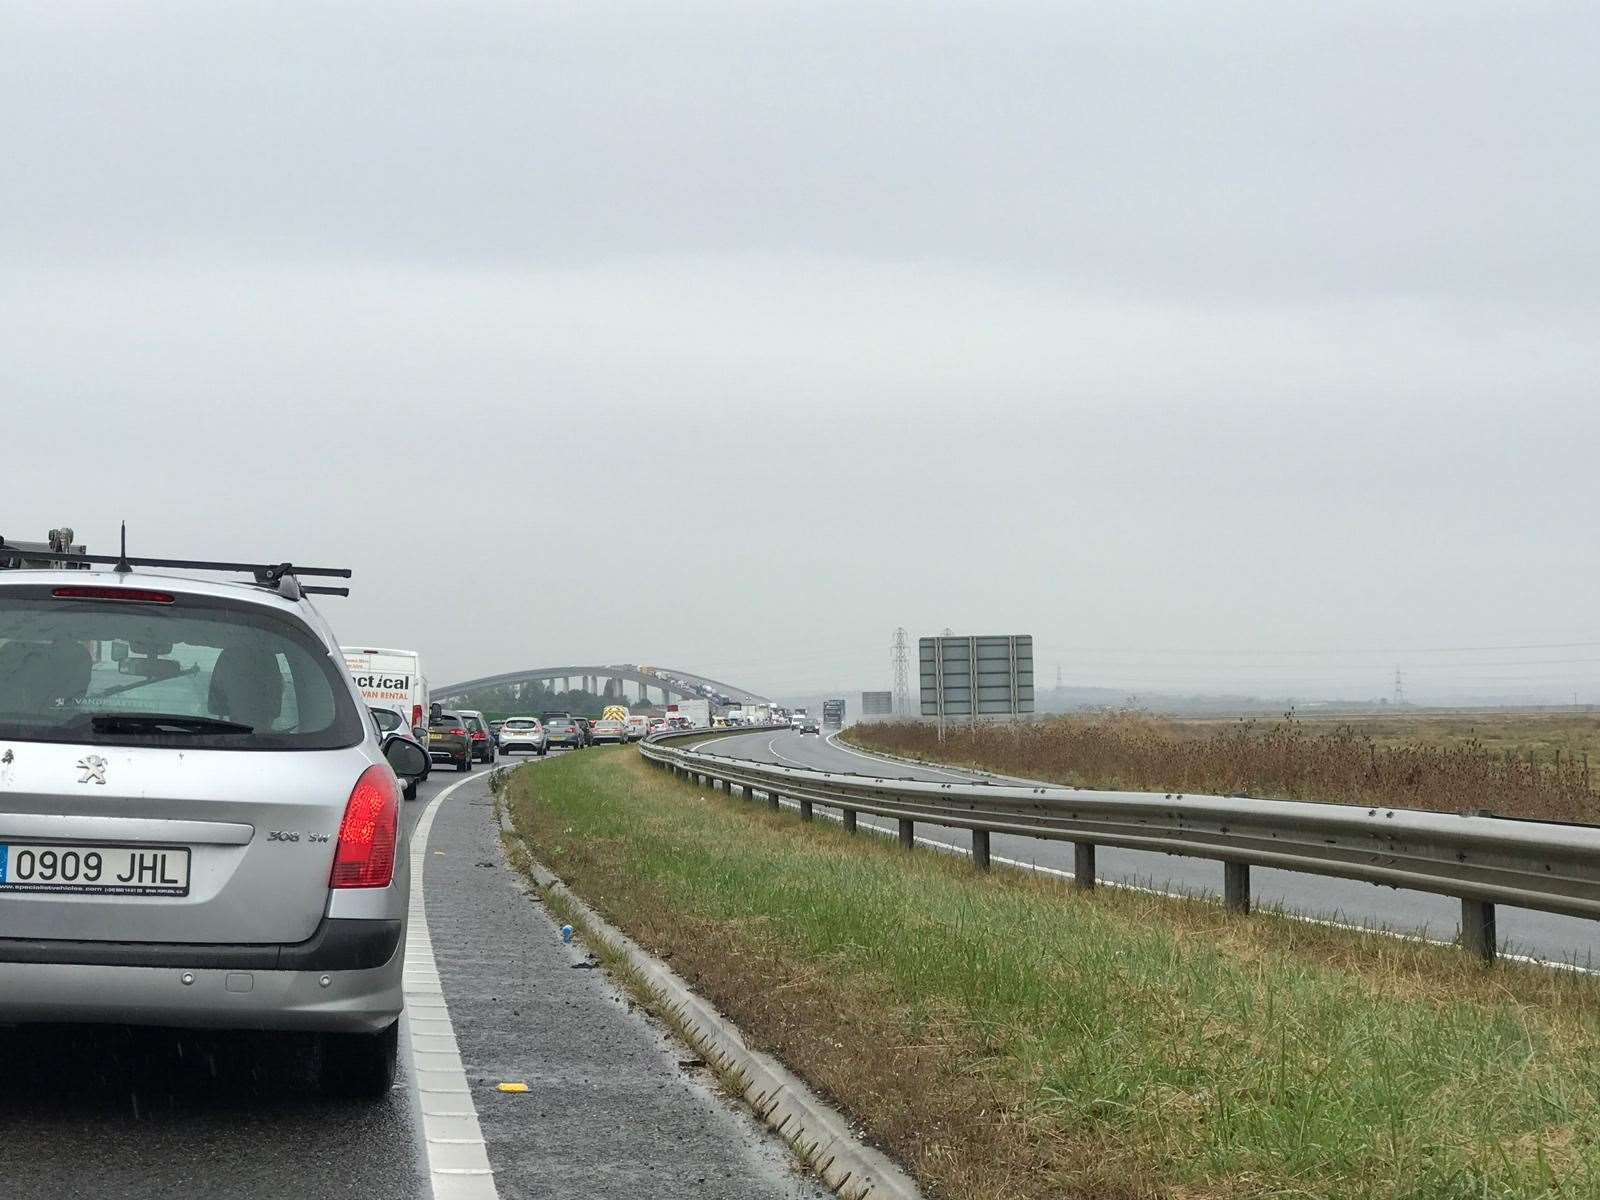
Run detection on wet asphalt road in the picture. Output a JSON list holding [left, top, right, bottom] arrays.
[[704, 728, 1600, 968], [0, 748, 828, 1200]]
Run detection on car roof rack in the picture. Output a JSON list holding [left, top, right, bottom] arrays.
[[0, 523, 351, 598]]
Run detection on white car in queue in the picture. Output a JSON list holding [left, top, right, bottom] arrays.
[[0, 547, 429, 1098], [496, 716, 547, 756]]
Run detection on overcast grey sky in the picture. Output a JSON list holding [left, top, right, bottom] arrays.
[[4, 1, 1598, 702]]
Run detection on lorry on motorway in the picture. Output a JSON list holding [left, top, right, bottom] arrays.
[[822, 698, 845, 729], [665, 698, 711, 728], [790, 706, 808, 729], [342, 646, 429, 734]]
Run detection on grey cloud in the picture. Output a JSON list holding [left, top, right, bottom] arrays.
[[3, 1, 1597, 702]]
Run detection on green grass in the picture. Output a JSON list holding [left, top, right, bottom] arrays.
[[503, 749, 1600, 1199]]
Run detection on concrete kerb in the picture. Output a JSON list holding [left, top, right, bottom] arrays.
[[494, 803, 922, 1200]]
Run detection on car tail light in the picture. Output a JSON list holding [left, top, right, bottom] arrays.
[[412, 704, 423, 728], [330, 764, 398, 889], [471, 731, 486, 740], [52, 586, 174, 604], [450, 727, 466, 736]]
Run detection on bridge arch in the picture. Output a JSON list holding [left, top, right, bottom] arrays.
[[434, 664, 768, 708]]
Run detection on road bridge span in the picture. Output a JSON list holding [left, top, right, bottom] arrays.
[[435, 664, 768, 707]]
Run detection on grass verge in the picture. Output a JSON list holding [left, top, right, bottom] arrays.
[[503, 747, 1600, 1200]]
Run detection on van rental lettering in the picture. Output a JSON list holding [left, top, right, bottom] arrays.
[[352, 674, 411, 690]]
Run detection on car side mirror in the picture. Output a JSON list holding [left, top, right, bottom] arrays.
[[383, 735, 429, 780]]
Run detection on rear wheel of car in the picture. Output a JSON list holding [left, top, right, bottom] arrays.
[[457, 755, 470, 772], [403, 780, 418, 802], [318, 1020, 398, 1099]]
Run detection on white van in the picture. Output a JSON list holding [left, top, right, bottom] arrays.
[[341, 646, 429, 734]]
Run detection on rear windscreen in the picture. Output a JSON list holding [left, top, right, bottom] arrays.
[[0, 588, 364, 750], [504, 720, 536, 730], [370, 707, 406, 733]]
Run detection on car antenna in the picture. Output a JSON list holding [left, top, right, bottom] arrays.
[[114, 521, 131, 574]]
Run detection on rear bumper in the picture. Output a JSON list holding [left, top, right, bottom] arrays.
[[0, 917, 402, 971], [429, 744, 467, 761], [0, 919, 404, 1033]]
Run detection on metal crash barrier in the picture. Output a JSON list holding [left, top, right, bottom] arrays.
[[640, 727, 1600, 963]]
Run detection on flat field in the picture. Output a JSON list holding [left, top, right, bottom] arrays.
[[846, 711, 1600, 823]]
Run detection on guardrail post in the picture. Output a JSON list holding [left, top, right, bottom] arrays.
[[1223, 862, 1250, 914], [972, 829, 991, 870], [768, 791, 780, 813], [843, 809, 857, 834], [1073, 842, 1095, 889], [799, 799, 813, 822], [740, 784, 753, 802], [1461, 898, 1497, 963], [898, 818, 914, 850]]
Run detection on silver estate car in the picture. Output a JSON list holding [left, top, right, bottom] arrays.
[[0, 568, 428, 1097], [496, 716, 547, 756]]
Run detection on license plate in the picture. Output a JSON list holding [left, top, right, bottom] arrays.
[[429, 732, 446, 741], [0, 843, 191, 896]]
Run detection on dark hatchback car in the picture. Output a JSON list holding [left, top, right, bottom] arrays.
[[574, 717, 594, 746], [428, 711, 473, 772], [543, 718, 584, 750]]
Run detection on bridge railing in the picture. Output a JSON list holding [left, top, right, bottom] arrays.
[[638, 727, 1600, 964]]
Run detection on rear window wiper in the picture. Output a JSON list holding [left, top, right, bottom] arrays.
[[89, 713, 255, 735]]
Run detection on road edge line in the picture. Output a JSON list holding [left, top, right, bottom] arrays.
[[407, 773, 500, 1200], [495, 804, 922, 1200]]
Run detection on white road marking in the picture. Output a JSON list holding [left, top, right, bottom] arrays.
[[820, 732, 981, 781], [406, 773, 501, 1200], [764, 735, 812, 769]]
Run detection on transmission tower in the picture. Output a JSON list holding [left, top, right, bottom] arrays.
[[891, 627, 911, 715], [1055, 663, 1064, 690], [1393, 667, 1405, 707]]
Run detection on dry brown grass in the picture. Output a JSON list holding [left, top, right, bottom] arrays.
[[847, 712, 1600, 823]]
